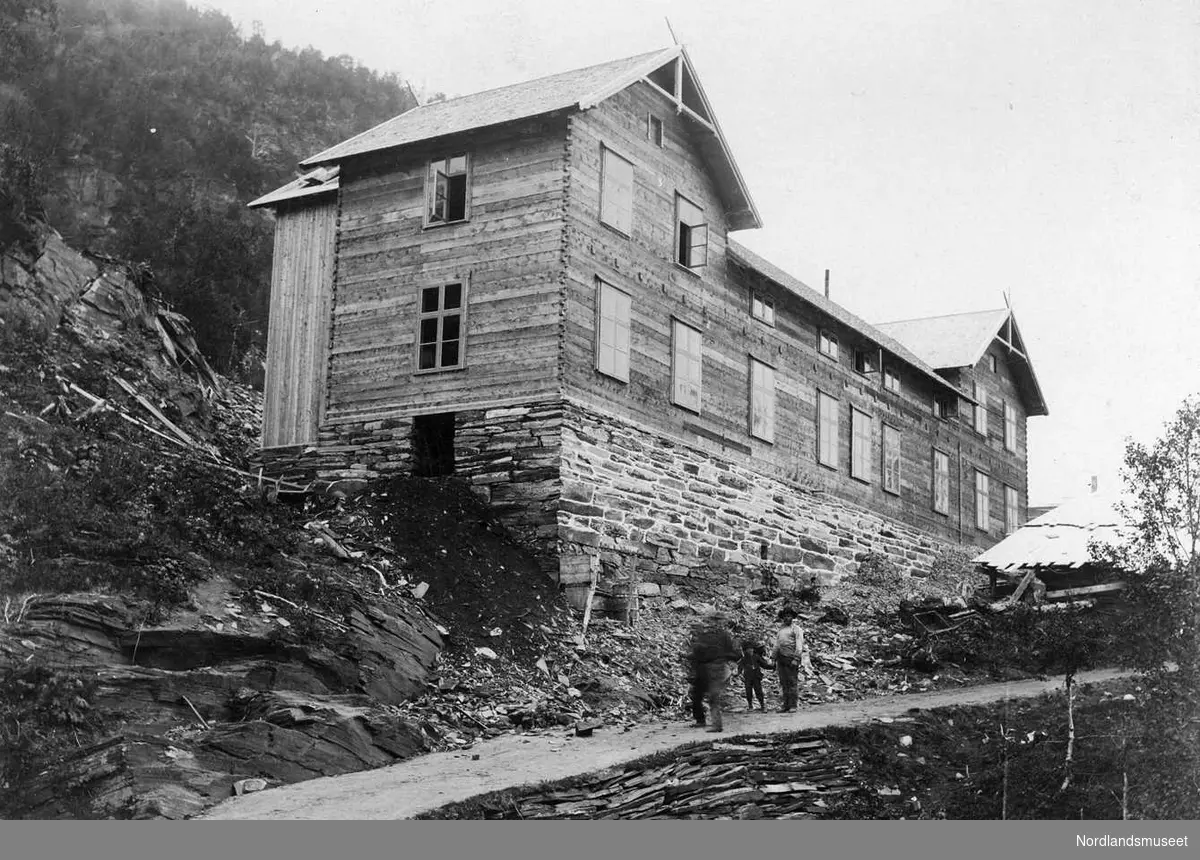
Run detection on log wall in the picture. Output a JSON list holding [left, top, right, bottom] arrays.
[[325, 115, 571, 424], [560, 81, 1029, 546]]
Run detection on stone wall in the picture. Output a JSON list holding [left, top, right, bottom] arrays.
[[258, 400, 564, 573], [557, 399, 975, 602]]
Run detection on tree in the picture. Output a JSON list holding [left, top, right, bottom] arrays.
[[1094, 394, 1200, 817]]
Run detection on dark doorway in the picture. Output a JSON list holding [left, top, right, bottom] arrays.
[[412, 412, 456, 476]]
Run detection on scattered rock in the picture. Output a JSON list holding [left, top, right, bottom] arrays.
[[474, 647, 498, 661], [574, 718, 604, 737], [233, 778, 268, 796]]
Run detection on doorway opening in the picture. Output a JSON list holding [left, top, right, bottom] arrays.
[[412, 412, 456, 476]]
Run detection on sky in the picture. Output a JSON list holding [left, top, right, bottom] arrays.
[[202, 0, 1200, 506]]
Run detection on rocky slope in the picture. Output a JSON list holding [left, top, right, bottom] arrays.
[[0, 221, 1068, 819], [0, 222, 445, 817]]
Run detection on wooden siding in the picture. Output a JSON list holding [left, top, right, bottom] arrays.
[[262, 200, 336, 448], [324, 117, 570, 423], [952, 346, 1031, 538], [560, 80, 1021, 546]]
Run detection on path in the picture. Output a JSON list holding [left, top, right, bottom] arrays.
[[200, 667, 1130, 820]]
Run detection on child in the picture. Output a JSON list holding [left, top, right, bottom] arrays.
[[738, 638, 773, 711]]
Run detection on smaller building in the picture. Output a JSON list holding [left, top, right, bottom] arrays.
[[973, 492, 1131, 601]]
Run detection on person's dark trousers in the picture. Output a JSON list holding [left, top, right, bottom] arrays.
[[690, 663, 708, 724], [747, 677, 764, 710], [776, 657, 799, 710], [705, 661, 728, 730]]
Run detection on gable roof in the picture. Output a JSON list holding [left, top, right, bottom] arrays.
[[296, 46, 761, 230], [247, 166, 339, 210], [973, 492, 1133, 572], [876, 309, 1049, 416], [727, 240, 968, 400]]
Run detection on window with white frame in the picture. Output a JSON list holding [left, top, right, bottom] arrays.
[[1004, 402, 1018, 452], [600, 146, 634, 235], [973, 382, 988, 436], [974, 470, 990, 532], [749, 358, 775, 443], [417, 282, 466, 371], [671, 319, 703, 412], [933, 449, 950, 514], [988, 353, 998, 373], [751, 294, 775, 325], [884, 368, 901, 395], [1005, 484, 1019, 534], [595, 280, 631, 382], [426, 154, 469, 224], [850, 408, 871, 481], [817, 391, 839, 468], [882, 424, 901, 495], [675, 194, 708, 269], [819, 331, 839, 360]]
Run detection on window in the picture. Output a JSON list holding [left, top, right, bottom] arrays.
[[648, 114, 664, 147], [853, 350, 875, 375], [974, 470, 990, 532], [675, 194, 708, 269], [595, 280, 631, 382], [426, 154, 469, 224], [1005, 485, 1020, 534], [933, 396, 951, 421], [973, 382, 988, 436], [817, 391, 839, 468], [751, 294, 775, 325], [933, 449, 951, 514], [417, 282, 466, 371], [850, 408, 871, 481], [1004, 402, 1018, 452], [819, 331, 839, 360], [882, 424, 901, 495], [884, 368, 901, 395], [749, 358, 775, 442], [671, 320, 702, 412], [988, 354, 998, 373], [600, 146, 634, 235]]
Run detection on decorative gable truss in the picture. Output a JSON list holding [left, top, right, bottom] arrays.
[[577, 46, 761, 232]]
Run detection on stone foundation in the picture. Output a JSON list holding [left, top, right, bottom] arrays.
[[557, 400, 972, 604], [256, 400, 563, 572], [258, 397, 976, 607]]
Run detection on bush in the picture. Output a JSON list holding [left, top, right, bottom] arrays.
[[0, 420, 290, 612], [852, 551, 904, 589]]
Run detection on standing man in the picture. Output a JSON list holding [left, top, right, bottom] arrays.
[[773, 607, 807, 712], [688, 611, 739, 732]]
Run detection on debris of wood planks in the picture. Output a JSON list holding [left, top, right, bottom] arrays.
[[473, 733, 858, 819], [1045, 581, 1125, 600], [1006, 569, 1038, 606], [304, 521, 355, 560]]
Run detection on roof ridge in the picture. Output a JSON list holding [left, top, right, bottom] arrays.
[[875, 308, 1010, 327], [418, 48, 671, 110]]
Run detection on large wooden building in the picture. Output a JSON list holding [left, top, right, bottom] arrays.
[[250, 47, 1048, 605]]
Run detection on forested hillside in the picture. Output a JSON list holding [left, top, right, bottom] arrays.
[[1, 0, 417, 376]]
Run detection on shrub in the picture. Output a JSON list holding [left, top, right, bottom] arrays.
[[852, 551, 904, 589]]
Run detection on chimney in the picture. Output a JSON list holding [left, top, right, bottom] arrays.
[[1089, 475, 1099, 494], [824, 269, 830, 299]]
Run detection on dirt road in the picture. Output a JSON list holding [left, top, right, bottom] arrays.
[[200, 667, 1130, 820]]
